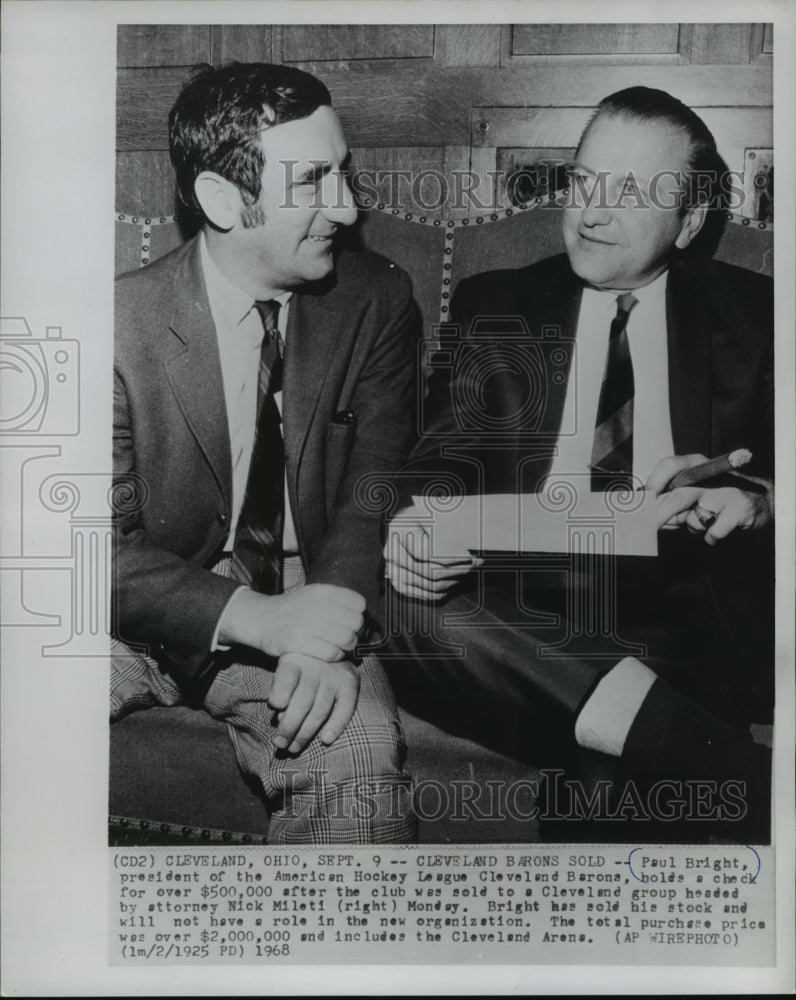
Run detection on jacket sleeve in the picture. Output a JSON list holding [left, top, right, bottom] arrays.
[[112, 366, 241, 682]]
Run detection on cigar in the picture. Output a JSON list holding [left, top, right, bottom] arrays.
[[667, 449, 752, 490]]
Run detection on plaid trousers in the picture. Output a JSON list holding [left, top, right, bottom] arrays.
[[111, 558, 416, 844]]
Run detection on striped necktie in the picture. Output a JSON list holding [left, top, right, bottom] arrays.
[[230, 300, 285, 592], [590, 292, 638, 491]]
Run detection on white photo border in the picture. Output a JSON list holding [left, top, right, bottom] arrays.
[[1, 0, 793, 994]]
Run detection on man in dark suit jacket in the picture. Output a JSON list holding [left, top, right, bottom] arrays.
[[112, 63, 419, 843], [382, 87, 773, 842]]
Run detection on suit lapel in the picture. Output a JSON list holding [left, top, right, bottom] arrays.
[[517, 258, 582, 483], [666, 261, 712, 456], [163, 239, 232, 505], [528, 262, 582, 439], [282, 290, 341, 469]]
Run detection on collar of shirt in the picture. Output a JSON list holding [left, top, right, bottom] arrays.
[[199, 232, 256, 336], [199, 233, 293, 341], [581, 268, 668, 325], [626, 268, 668, 322]]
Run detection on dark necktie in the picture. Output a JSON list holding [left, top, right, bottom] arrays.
[[230, 300, 285, 593], [590, 292, 638, 491]]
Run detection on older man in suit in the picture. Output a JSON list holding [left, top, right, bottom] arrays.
[[383, 87, 773, 842], [111, 62, 419, 843]]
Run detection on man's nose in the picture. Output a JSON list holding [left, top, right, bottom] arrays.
[[322, 173, 357, 227], [580, 203, 612, 228]]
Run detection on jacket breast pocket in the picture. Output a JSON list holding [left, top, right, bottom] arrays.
[[325, 419, 357, 511]]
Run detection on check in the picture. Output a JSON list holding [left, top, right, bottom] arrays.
[[407, 491, 659, 558]]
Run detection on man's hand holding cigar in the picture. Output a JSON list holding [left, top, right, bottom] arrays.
[[648, 449, 774, 545]]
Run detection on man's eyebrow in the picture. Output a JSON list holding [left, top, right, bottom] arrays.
[[290, 161, 332, 185], [568, 164, 652, 187], [617, 170, 652, 187], [289, 152, 351, 185]]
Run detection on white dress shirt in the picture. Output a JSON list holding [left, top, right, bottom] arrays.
[[199, 234, 299, 554], [561, 270, 674, 752], [548, 270, 674, 486], [199, 236, 300, 647]]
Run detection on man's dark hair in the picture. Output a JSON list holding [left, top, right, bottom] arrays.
[[169, 62, 332, 224]]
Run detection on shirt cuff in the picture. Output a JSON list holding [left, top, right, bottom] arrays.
[[574, 657, 657, 757], [210, 585, 249, 652]]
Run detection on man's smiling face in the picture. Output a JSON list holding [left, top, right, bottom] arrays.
[[562, 112, 701, 291], [237, 105, 357, 292]]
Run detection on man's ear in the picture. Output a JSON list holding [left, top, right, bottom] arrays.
[[675, 203, 707, 250], [194, 172, 241, 231]]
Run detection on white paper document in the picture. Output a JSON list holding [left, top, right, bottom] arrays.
[[407, 491, 659, 557]]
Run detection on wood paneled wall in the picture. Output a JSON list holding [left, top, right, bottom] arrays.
[[116, 23, 773, 220]]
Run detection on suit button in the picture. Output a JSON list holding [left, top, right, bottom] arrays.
[[217, 512, 227, 525]]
